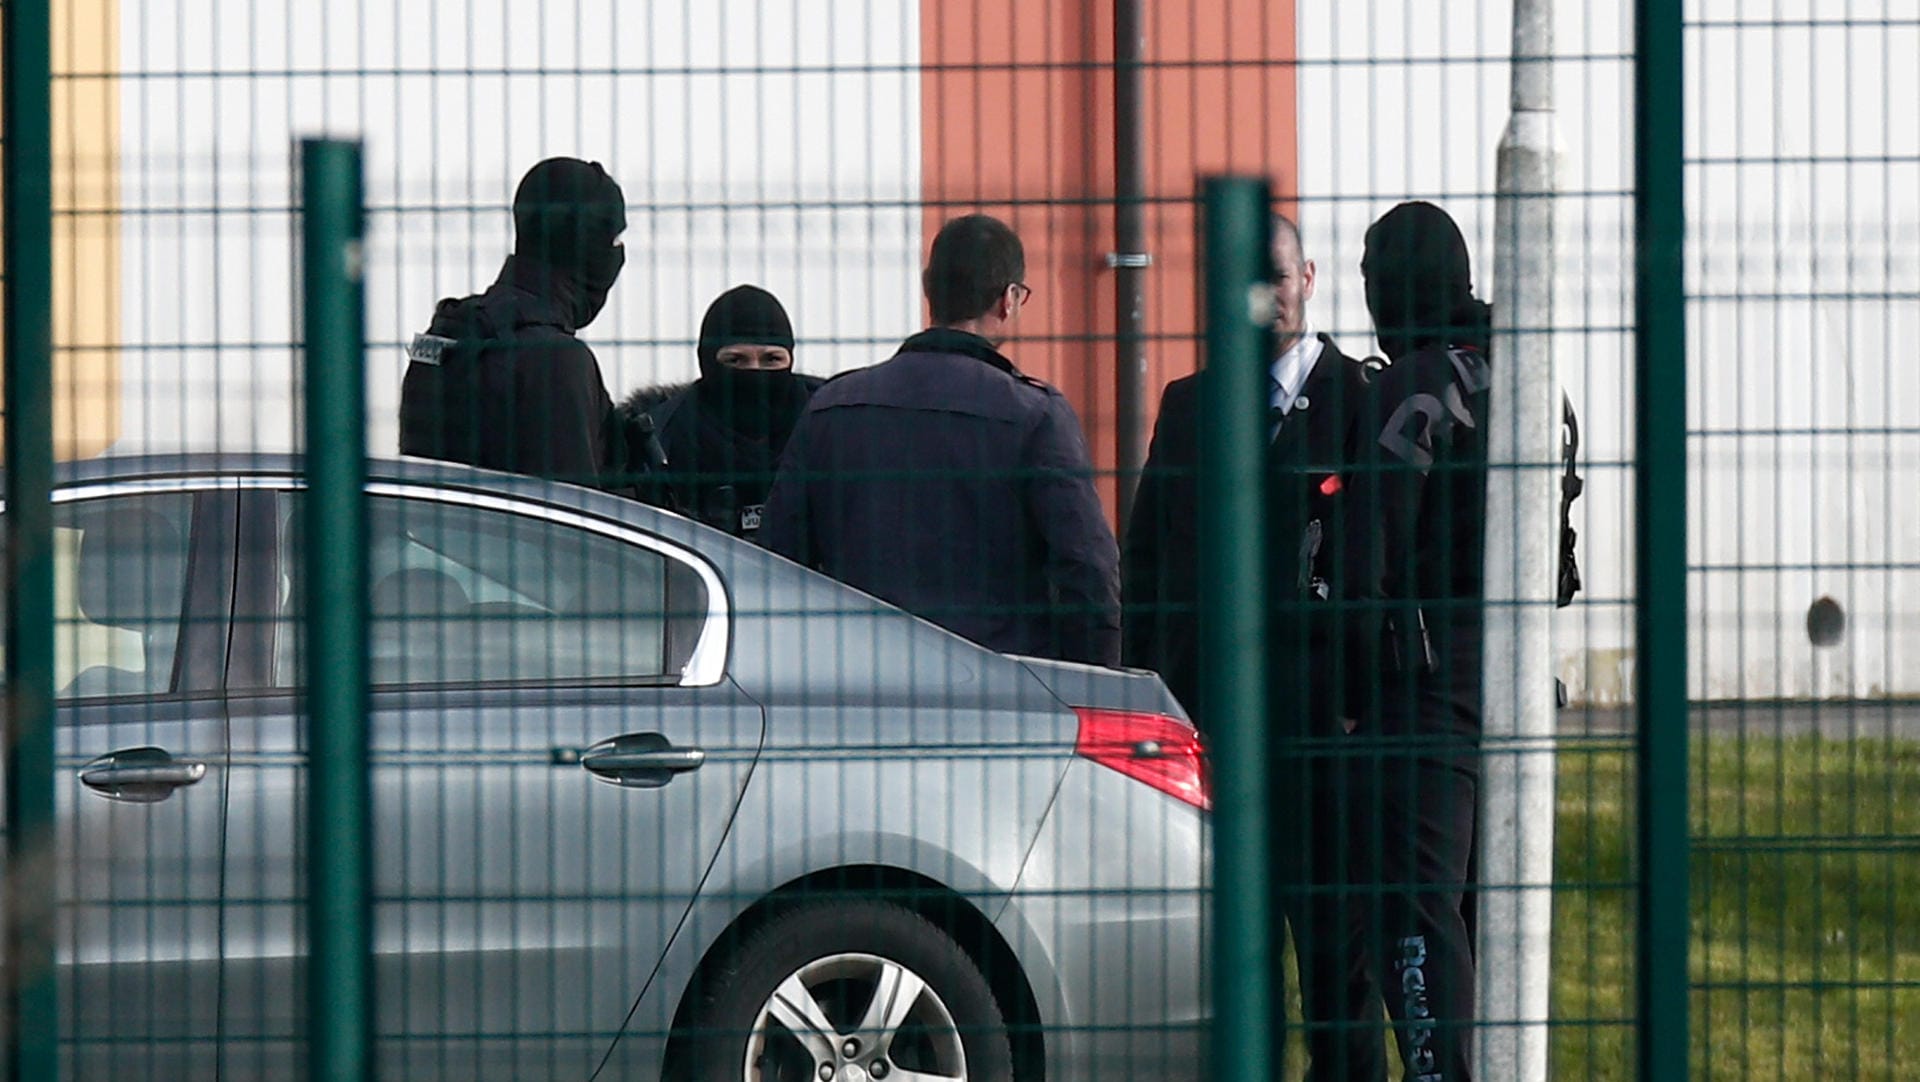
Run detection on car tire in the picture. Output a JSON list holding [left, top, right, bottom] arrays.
[[678, 899, 1015, 1082]]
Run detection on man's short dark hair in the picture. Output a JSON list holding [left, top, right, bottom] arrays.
[[923, 214, 1026, 325]]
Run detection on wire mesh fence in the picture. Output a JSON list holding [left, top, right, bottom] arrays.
[[3, 1, 1916, 1080]]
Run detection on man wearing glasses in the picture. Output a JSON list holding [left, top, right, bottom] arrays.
[[763, 213, 1121, 667]]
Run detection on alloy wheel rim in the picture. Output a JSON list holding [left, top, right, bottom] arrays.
[[744, 951, 968, 1082]]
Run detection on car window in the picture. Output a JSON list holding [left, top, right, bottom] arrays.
[[273, 493, 709, 687], [0, 493, 195, 699]]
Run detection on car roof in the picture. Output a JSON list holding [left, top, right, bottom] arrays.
[[26, 453, 645, 516], [40, 452, 540, 493], [10, 452, 730, 551]]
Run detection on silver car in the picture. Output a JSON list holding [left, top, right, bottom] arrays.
[[24, 454, 1208, 1081]]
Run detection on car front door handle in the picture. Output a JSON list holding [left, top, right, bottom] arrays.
[[572, 733, 706, 788], [79, 747, 209, 803], [581, 747, 707, 774]]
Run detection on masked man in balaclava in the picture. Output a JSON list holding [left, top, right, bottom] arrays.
[[400, 157, 642, 491], [626, 285, 821, 538], [1310, 200, 1495, 1082]]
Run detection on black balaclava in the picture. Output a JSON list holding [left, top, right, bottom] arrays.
[[510, 157, 628, 330], [696, 284, 801, 437], [1361, 200, 1492, 361]]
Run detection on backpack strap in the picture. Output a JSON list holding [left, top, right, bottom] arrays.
[[645, 386, 692, 436]]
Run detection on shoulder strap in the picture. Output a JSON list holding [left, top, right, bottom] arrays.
[[646, 386, 694, 435], [464, 288, 572, 340]]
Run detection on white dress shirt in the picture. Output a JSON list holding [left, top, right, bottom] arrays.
[[1269, 325, 1325, 437]]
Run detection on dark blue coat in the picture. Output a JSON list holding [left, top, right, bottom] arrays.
[[761, 329, 1121, 666]]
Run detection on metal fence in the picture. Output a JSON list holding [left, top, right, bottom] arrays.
[[4, 1, 1916, 1080]]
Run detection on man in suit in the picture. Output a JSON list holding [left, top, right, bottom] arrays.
[[1123, 213, 1371, 722], [1121, 212, 1379, 1080]]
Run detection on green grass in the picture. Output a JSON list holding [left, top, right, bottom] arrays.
[[1550, 734, 1920, 1081], [1273, 734, 1920, 1080]]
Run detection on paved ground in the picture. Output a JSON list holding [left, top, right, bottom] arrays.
[[1560, 700, 1920, 740]]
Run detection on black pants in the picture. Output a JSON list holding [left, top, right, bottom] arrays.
[[1288, 736, 1478, 1082]]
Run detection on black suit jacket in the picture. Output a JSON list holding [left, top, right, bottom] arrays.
[[1121, 333, 1372, 729]]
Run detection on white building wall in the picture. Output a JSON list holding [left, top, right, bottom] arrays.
[[114, 0, 923, 457], [1297, 0, 1918, 703]]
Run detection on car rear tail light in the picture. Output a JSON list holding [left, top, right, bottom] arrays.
[[1073, 708, 1211, 811]]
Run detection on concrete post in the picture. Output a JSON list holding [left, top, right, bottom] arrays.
[[1476, 2, 1561, 1078]]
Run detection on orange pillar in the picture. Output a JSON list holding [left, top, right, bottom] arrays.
[[918, 0, 1298, 524], [1138, 0, 1300, 408]]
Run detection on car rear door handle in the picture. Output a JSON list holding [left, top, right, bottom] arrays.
[[570, 734, 706, 788], [79, 747, 209, 803]]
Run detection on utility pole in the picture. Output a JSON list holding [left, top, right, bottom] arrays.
[[1477, 1, 1561, 1079]]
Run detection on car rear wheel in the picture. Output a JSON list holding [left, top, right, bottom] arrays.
[[680, 900, 1014, 1082]]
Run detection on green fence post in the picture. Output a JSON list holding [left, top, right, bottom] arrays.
[[3, 0, 60, 1077], [1633, 1, 1689, 1079], [301, 137, 372, 1082], [1200, 175, 1277, 1077]]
